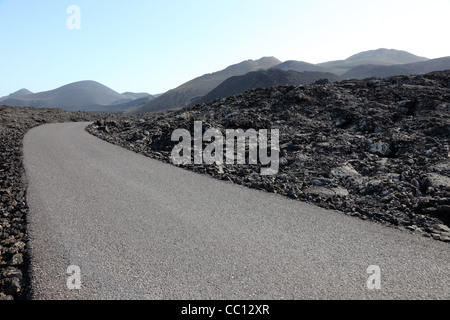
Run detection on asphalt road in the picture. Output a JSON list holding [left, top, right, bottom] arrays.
[[23, 122, 449, 300]]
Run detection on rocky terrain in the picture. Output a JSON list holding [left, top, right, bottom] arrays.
[[87, 70, 450, 244], [0, 106, 97, 300], [0, 69, 448, 300]]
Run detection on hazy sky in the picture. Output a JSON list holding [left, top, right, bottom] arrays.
[[0, 0, 449, 97]]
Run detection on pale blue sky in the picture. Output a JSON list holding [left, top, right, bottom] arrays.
[[0, 0, 449, 96]]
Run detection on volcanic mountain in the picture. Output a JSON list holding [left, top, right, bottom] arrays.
[[196, 69, 341, 104], [272, 60, 330, 73], [130, 57, 282, 114], [317, 48, 429, 75], [132, 49, 435, 114], [1, 81, 153, 112], [0, 89, 33, 103], [342, 56, 450, 79]]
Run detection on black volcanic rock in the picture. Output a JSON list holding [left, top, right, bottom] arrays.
[[87, 70, 450, 244]]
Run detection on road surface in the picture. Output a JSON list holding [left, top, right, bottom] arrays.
[[23, 122, 449, 300]]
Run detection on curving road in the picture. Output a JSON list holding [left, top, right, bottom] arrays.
[[23, 122, 449, 300]]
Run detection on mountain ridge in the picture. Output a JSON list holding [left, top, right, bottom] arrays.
[[1, 81, 153, 112], [2, 49, 449, 114], [131, 49, 439, 113], [317, 48, 429, 75], [272, 60, 330, 73], [130, 56, 282, 114], [196, 69, 341, 104], [342, 56, 450, 79], [0, 88, 33, 103]]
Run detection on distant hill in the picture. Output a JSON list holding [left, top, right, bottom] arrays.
[[272, 60, 330, 73], [3, 49, 447, 114], [196, 69, 341, 104], [2, 81, 124, 111], [317, 48, 429, 75], [342, 56, 450, 79], [0, 88, 33, 103], [346, 48, 429, 64], [93, 96, 154, 113], [1, 81, 153, 112], [130, 57, 282, 114], [131, 49, 447, 114], [121, 92, 153, 100]]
